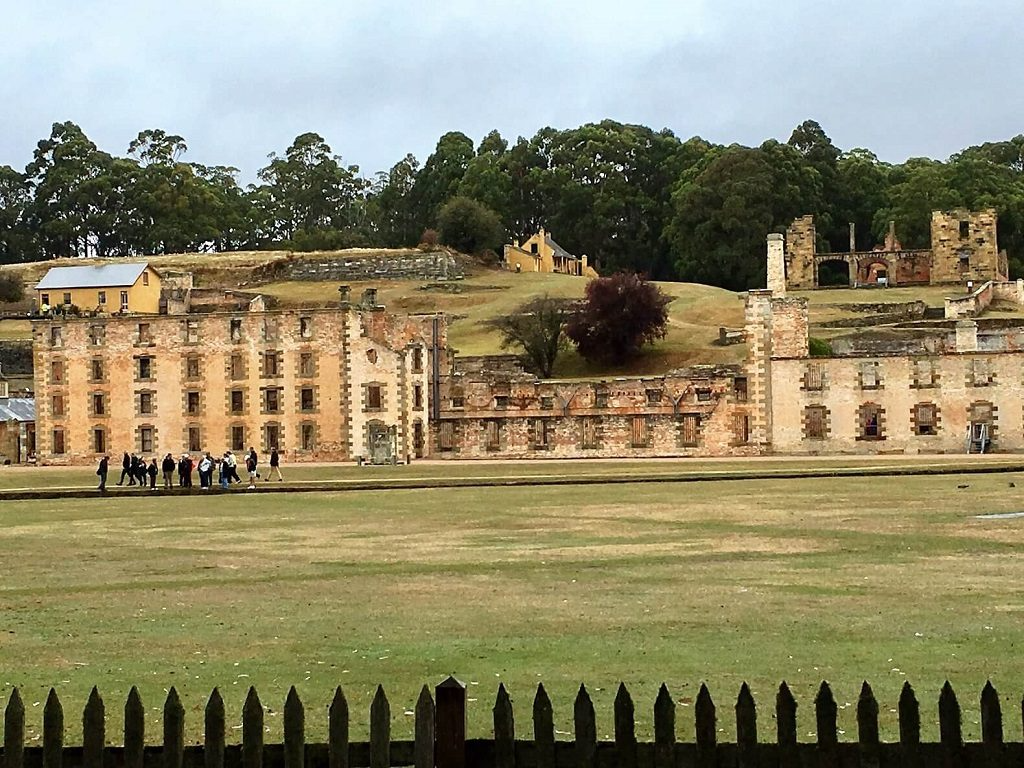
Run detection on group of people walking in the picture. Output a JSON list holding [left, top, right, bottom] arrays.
[[97, 447, 283, 491]]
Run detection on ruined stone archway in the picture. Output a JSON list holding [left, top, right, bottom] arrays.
[[816, 258, 852, 287], [857, 257, 893, 286]]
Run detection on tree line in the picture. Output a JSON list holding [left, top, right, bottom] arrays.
[[2, 119, 1023, 289]]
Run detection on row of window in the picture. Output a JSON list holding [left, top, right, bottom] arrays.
[[804, 359, 999, 391], [803, 401, 995, 440], [41, 287, 137, 312], [437, 413, 750, 452], [50, 422, 318, 456]]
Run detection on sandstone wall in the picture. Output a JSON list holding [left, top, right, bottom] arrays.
[[931, 209, 1003, 284], [281, 251, 463, 282], [784, 216, 816, 289]]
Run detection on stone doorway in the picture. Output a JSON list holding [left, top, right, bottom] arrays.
[[367, 421, 397, 465]]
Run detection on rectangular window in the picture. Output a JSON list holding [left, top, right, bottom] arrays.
[[735, 414, 751, 444], [915, 403, 938, 436], [142, 271, 150, 286], [439, 421, 455, 451], [485, 420, 501, 451], [413, 384, 423, 410], [696, 389, 712, 402], [90, 358, 104, 382], [299, 353, 315, 378], [88, 325, 104, 346], [186, 320, 199, 343], [136, 323, 151, 344], [185, 355, 200, 380], [137, 357, 153, 381], [186, 391, 201, 415], [262, 351, 281, 377], [92, 393, 105, 416], [594, 390, 608, 408], [581, 417, 599, 449], [494, 394, 509, 409], [51, 394, 65, 417], [367, 385, 382, 410], [262, 318, 279, 342], [62, 292, 72, 306], [804, 363, 825, 391], [120, 291, 129, 310], [733, 377, 748, 402], [532, 418, 549, 449], [451, 395, 464, 409], [540, 395, 554, 410], [230, 353, 244, 380], [264, 388, 281, 414], [970, 359, 993, 386], [646, 389, 662, 405], [52, 429, 65, 455], [805, 406, 827, 440], [140, 426, 154, 453], [631, 415, 648, 447], [49, 327, 62, 348], [231, 425, 245, 452], [93, 428, 105, 454], [301, 423, 316, 451], [411, 347, 424, 373], [230, 318, 243, 341], [859, 362, 881, 390], [679, 414, 700, 447], [299, 316, 312, 339], [959, 220, 970, 239], [51, 360, 64, 384], [230, 390, 244, 414], [97, 290, 106, 305], [41, 293, 49, 306], [859, 404, 884, 440], [912, 359, 938, 388], [300, 387, 315, 412], [139, 392, 154, 415], [188, 427, 201, 453], [265, 424, 280, 451]]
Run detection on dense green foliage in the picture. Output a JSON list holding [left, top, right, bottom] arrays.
[[3, 120, 1024, 287], [491, 294, 573, 378]]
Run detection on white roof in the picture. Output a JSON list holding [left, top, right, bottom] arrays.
[[36, 264, 151, 290]]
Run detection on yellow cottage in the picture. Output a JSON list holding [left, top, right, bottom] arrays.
[[503, 228, 598, 277], [35, 263, 162, 314]]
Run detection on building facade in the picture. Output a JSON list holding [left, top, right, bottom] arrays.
[[35, 264, 163, 314], [32, 294, 444, 465], [503, 228, 598, 277]]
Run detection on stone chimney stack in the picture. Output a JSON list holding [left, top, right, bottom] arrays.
[[766, 233, 786, 295], [955, 319, 979, 353], [338, 285, 351, 307], [361, 287, 378, 308], [849, 222, 856, 253]]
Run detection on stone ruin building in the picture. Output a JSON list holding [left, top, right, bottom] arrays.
[[774, 208, 1008, 290]]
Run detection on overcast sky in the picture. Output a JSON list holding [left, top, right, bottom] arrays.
[[2, 0, 1022, 184]]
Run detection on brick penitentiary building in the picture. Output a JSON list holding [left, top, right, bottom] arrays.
[[33, 288, 445, 465]]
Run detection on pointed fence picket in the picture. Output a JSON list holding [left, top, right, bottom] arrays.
[[2, 679, 1024, 768]]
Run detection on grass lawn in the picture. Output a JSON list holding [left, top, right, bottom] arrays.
[[2, 469, 1023, 746]]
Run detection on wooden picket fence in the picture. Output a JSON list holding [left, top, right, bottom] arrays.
[[2, 677, 1023, 768]]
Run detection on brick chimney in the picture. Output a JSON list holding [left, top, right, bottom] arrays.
[[361, 288, 378, 308], [338, 285, 351, 307]]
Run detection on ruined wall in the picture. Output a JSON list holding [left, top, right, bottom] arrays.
[[766, 234, 786, 295], [769, 350, 1024, 454], [784, 217, 816, 289], [931, 209, 1003, 284], [281, 251, 463, 282], [432, 368, 758, 459], [32, 306, 442, 465], [945, 281, 995, 319]]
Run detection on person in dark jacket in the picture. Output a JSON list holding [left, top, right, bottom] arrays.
[[136, 457, 148, 489], [117, 452, 130, 485], [267, 448, 283, 481], [97, 455, 109, 491], [162, 454, 175, 489], [127, 454, 139, 486], [147, 458, 158, 489]]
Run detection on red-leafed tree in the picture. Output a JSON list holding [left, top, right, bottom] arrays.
[[566, 272, 671, 365]]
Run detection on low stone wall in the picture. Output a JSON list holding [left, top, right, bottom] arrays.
[[945, 281, 994, 319], [282, 251, 463, 282], [992, 279, 1024, 306]]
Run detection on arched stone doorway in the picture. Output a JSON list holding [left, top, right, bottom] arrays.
[[857, 258, 892, 286]]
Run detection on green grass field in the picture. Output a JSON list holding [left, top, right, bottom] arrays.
[[2, 467, 1023, 745]]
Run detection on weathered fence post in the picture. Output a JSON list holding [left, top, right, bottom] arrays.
[[242, 686, 264, 768], [653, 684, 676, 768], [435, 676, 466, 768], [4, 688, 25, 768], [125, 687, 145, 768], [329, 687, 350, 768], [494, 683, 516, 768], [205, 688, 226, 768], [899, 682, 921, 768], [369, 685, 390, 768], [816, 682, 839, 768], [857, 681, 880, 768], [82, 687, 105, 768], [614, 684, 637, 768], [414, 686, 435, 768], [735, 683, 757, 768], [938, 681, 964, 768], [574, 684, 597, 768], [533, 684, 555, 768], [42, 688, 63, 768], [284, 687, 304, 768], [695, 683, 716, 768], [980, 681, 1003, 768], [163, 687, 184, 768], [776, 682, 799, 768]]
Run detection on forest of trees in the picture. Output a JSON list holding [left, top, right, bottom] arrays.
[[2, 119, 1023, 290]]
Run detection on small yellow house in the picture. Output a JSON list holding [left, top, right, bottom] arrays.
[[35, 263, 162, 314], [504, 228, 598, 277]]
